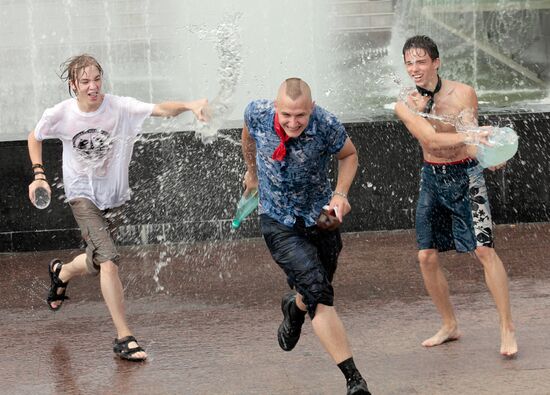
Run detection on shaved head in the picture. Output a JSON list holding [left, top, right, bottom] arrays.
[[277, 78, 312, 103]]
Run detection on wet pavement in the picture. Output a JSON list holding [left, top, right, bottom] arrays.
[[1, 222, 550, 394]]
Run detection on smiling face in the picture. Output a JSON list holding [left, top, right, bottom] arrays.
[[70, 64, 104, 112], [404, 47, 440, 89], [275, 95, 314, 138], [274, 78, 315, 138]]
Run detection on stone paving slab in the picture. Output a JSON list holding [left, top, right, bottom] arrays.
[[1, 223, 550, 394]]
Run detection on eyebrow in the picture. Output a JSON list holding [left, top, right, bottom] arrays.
[[281, 111, 306, 116]]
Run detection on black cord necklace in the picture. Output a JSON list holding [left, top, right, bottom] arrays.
[[416, 75, 441, 114]]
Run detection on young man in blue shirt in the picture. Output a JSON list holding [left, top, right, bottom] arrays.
[[241, 78, 370, 395]]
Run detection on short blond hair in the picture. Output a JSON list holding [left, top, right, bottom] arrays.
[[279, 78, 312, 101]]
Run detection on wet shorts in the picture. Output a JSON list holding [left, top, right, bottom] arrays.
[[260, 214, 343, 319], [416, 159, 494, 252], [69, 198, 122, 274]]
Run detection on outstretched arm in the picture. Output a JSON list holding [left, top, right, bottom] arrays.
[[241, 124, 258, 195], [152, 98, 208, 121]]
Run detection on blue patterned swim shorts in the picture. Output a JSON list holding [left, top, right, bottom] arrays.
[[416, 159, 494, 252]]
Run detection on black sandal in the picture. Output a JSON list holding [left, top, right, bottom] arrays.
[[47, 259, 70, 311], [113, 336, 147, 361]]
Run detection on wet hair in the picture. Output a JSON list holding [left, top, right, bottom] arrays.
[[402, 35, 439, 60], [59, 54, 103, 97], [282, 77, 311, 101]]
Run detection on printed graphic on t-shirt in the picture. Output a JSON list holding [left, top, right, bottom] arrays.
[[72, 128, 113, 176]]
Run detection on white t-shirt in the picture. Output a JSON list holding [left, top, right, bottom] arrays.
[[34, 94, 154, 209]]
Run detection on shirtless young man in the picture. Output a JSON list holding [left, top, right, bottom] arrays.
[[394, 35, 518, 357]]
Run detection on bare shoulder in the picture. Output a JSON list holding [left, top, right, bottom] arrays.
[[445, 80, 476, 97], [442, 79, 477, 110]]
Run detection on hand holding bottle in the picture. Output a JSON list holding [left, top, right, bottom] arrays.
[[29, 179, 51, 209], [231, 188, 259, 229]]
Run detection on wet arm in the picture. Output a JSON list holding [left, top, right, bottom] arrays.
[[327, 137, 358, 222], [152, 99, 207, 120], [395, 101, 477, 149], [334, 137, 358, 197], [28, 130, 44, 169], [241, 124, 258, 191], [454, 85, 479, 130]]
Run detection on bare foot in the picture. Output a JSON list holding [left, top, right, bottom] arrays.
[[500, 328, 518, 358], [422, 327, 461, 347]]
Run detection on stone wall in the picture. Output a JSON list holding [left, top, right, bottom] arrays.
[[2, 111, 549, 252]]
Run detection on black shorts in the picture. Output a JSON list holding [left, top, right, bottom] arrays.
[[260, 214, 343, 319]]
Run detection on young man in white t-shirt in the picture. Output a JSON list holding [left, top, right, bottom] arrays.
[[27, 54, 207, 361]]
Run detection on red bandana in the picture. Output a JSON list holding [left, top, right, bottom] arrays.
[[272, 113, 289, 161]]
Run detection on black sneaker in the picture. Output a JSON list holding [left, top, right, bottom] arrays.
[[347, 378, 371, 395], [277, 292, 305, 351]]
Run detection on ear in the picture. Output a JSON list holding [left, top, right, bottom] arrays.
[[311, 100, 316, 111], [434, 58, 441, 71]]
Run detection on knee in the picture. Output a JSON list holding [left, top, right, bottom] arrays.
[[474, 246, 497, 264], [99, 260, 119, 275], [297, 279, 334, 319], [418, 249, 438, 270], [312, 303, 334, 320]]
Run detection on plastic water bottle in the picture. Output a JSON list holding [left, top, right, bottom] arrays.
[[476, 126, 519, 168], [231, 188, 259, 229], [34, 186, 51, 209]]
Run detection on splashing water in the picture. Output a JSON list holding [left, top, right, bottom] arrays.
[[153, 250, 170, 292], [142, 14, 244, 291], [194, 13, 243, 144], [391, 73, 520, 166], [391, 73, 477, 132]]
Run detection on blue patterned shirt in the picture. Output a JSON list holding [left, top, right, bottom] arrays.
[[245, 99, 348, 227]]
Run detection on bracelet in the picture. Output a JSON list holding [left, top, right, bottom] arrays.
[[33, 171, 47, 179], [333, 191, 348, 199], [32, 163, 45, 170]]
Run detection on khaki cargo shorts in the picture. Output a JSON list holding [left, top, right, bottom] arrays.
[[69, 198, 122, 274]]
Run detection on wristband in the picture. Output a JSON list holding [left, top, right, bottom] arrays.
[[33, 171, 47, 181]]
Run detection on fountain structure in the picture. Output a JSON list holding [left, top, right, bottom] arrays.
[[0, 0, 548, 252]]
